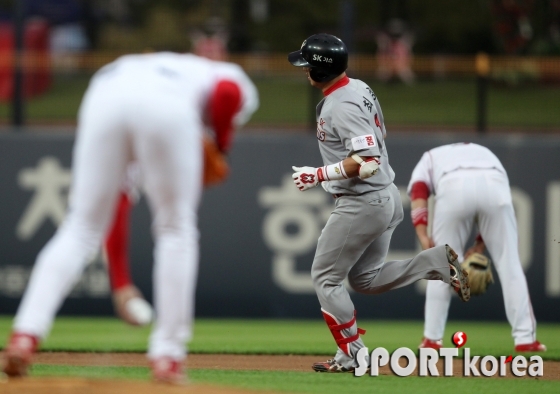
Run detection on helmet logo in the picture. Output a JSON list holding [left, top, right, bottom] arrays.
[[300, 39, 307, 49], [312, 54, 333, 63]]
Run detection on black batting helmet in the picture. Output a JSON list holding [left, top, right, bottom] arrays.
[[288, 33, 348, 82]]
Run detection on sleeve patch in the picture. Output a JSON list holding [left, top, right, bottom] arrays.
[[351, 134, 376, 151]]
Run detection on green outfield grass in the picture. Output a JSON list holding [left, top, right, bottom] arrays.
[[1, 317, 558, 359], [1, 75, 559, 130], [1, 317, 559, 393]]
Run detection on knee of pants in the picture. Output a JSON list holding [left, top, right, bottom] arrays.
[[311, 266, 342, 298], [153, 227, 199, 255], [61, 216, 106, 251], [152, 210, 198, 238], [347, 274, 366, 294], [348, 267, 381, 294], [310, 258, 325, 280], [311, 266, 323, 291]]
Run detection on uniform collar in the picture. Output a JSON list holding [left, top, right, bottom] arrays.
[[323, 76, 350, 97]]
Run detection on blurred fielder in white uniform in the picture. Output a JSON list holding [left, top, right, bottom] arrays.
[[2, 52, 258, 383], [104, 130, 232, 328], [408, 142, 545, 352]]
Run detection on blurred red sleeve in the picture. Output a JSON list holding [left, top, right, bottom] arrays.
[[209, 79, 242, 153], [105, 192, 133, 290]]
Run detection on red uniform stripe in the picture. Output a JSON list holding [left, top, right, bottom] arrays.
[[410, 181, 430, 200]]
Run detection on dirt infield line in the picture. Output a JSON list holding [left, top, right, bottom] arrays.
[[19, 352, 560, 380]]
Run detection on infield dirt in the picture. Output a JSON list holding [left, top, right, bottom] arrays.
[[0, 352, 558, 394]]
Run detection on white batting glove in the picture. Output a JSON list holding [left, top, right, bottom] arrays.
[[292, 166, 324, 191]]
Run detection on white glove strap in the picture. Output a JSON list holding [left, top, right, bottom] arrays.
[[319, 162, 348, 181]]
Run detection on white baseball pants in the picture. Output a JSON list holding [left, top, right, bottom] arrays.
[[14, 70, 203, 361], [424, 169, 537, 345]]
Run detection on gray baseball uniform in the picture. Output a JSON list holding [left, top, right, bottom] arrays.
[[311, 77, 454, 368]]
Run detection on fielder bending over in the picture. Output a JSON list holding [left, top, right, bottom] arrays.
[[2, 52, 258, 383], [408, 142, 545, 353]]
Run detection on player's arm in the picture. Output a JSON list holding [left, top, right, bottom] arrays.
[[292, 155, 380, 191], [410, 181, 434, 250], [337, 101, 383, 179], [105, 190, 154, 326], [336, 155, 379, 178], [200, 79, 243, 187], [105, 191, 133, 290], [292, 101, 381, 191], [208, 79, 242, 153]]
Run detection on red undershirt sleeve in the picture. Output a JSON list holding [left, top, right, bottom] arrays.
[[105, 192, 133, 290], [209, 79, 242, 153], [410, 181, 430, 200]]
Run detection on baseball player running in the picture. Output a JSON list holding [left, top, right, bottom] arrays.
[[288, 33, 470, 373], [2, 52, 258, 383], [408, 142, 545, 352]]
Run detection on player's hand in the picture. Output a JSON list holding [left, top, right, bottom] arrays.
[[292, 166, 324, 191], [418, 234, 435, 250]]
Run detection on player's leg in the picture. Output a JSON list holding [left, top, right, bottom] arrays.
[[131, 97, 203, 382], [477, 170, 539, 347], [311, 188, 398, 371], [5, 80, 129, 376], [421, 173, 475, 345], [349, 234, 453, 294], [348, 183, 454, 295]]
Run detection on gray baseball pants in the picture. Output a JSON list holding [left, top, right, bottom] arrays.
[[311, 183, 452, 368]]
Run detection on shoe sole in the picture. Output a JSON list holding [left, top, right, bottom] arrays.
[[313, 368, 355, 373], [312, 364, 354, 373], [446, 245, 470, 302]]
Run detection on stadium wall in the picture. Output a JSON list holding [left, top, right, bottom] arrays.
[[0, 132, 559, 321]]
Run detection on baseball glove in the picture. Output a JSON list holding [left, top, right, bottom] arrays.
[[203, 135, 229, 187], [460, 253, 494, 295]]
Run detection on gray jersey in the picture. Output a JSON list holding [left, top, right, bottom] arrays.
[[315, 78, 395, 195], [310, 79, 454, 372]]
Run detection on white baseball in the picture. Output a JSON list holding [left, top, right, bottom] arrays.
[[125, 297, 154, 326]]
